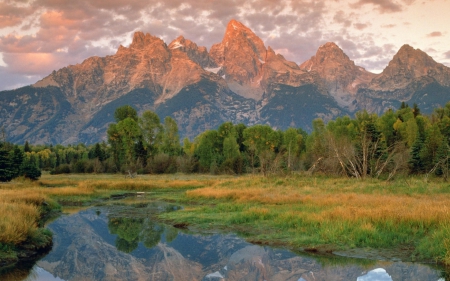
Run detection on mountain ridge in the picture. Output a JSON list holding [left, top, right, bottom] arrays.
[[2, 19, 450, 144]]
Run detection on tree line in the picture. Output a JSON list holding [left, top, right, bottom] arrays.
[[0, 131, 41, 181], [3, 102, 450, 181]]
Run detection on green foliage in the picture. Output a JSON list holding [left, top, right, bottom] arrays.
[[161, 116, 181, 156], [139, 110, 163, 156], [0, 144, 14, 182], [409, 136, 424, 174], [114, 105, 138, 122], [107, 215, 170, 253], [14, 101, 450, 179], [195, 130, 223, 171], [22, 156, 41, 180]]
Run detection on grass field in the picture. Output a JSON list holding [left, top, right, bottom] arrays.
[[1, 173, 450, 266]]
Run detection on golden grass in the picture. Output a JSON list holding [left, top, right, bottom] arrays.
[[182, 175, 450, 264], [190, 184, 450, 226], [0, 202, 39, 245], [3, 173, 450, 264], [0, 173, 227, 246]]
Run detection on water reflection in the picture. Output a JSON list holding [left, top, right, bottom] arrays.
[[1, 201, 446, 281], [357, 268, 392, 281]]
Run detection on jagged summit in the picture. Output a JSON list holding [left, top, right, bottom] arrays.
[[300, 42, 375, 109], [130, 32, 162, 49], [4, 21, 450, 144], [168, 36, 214, 68], [209, 19, 268, 99], [369, 44, 450, 90]]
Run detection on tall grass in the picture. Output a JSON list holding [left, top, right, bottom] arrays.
[[175, 175, 450, 264], [0, 187, 47, 246], [3, 173, 450, 265], [0, 173, 220, 247], [0, 202, 39, 244]]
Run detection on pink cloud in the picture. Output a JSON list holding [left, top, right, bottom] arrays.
[[353, 23, 369, 30], [427, 31, 442, 37], [351, 0, 403, 13], [0, 2, 34, 28]]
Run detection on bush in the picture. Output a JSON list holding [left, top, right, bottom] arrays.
[[72, 160, 87, 173], [220, 156, 244, 175], [50, 164, 71, 174], [146, 154, 177, 174], [176, 155, 198, 173]]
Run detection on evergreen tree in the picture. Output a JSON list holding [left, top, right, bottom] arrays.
[[412, 103, 421, 118], [0, 144, 14, 182], [409, 136, 425, 174], [10, 145, 24, 178], [22, 160, 42, 180], [434, 140, 449, 176], [24, 141, 31, 152], [93, 143, 105, 161]]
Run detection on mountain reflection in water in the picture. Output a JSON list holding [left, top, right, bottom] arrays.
[[1, 201, 446, 281]]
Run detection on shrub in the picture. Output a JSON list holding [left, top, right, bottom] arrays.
[[50, 164, 71, 174], [72, 160, 87, 173], [147, 154, 176, 174]]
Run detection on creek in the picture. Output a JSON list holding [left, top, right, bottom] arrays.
[[0, 198, 447, 281]]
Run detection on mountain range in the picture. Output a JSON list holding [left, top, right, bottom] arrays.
[[1, 19, 450, 144]]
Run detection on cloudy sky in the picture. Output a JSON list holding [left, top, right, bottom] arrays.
[[1, 0, 449, 91]]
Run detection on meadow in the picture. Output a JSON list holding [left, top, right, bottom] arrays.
[[1, 173, 450, 267]]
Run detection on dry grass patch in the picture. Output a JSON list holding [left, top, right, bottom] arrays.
[[0, 202, 40, 245]]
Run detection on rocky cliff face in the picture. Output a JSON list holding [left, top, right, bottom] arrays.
[[209, 19, 268, 100], [369, 44, 450, 91], [355, 44, 450, 113], [300, 42, 376, 111], [1, 20, 450, 144]]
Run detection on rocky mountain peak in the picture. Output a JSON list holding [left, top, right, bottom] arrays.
[[209, 19, 267, 99], [130, 31, 162, 49], [168, 36, 214, 68], [384, 44, 439, 75], [300, 42, 356, 73], [369, 44, 450, 90], [299, 42, 375, 109], [222, 19, 267, 59]]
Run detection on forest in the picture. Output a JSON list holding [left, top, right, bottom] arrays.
[[1, 101, 450, 181]]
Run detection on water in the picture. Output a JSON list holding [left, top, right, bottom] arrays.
[[1, 200, 446, 281]]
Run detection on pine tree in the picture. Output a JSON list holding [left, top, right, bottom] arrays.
[[409, 136, 424, 174], [10, 145, 24, 178], [434, 140, 449, 176], [24, 141, 31, 153], [94, 143, 105, 161], [412, 103, 421, 118], [0, 144, 14, 182], [22, 154, 41, 180]]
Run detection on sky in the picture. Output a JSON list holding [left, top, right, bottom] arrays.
[[0, 0, 450, 91]]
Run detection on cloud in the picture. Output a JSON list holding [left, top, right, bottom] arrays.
[[445, 51, 450, 59], [0, 2, 35, 28], [350, 0, 403, 13], [353, 23, 369, 30], [333, 11, 352, 27], [427, 31, 442, 37]]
